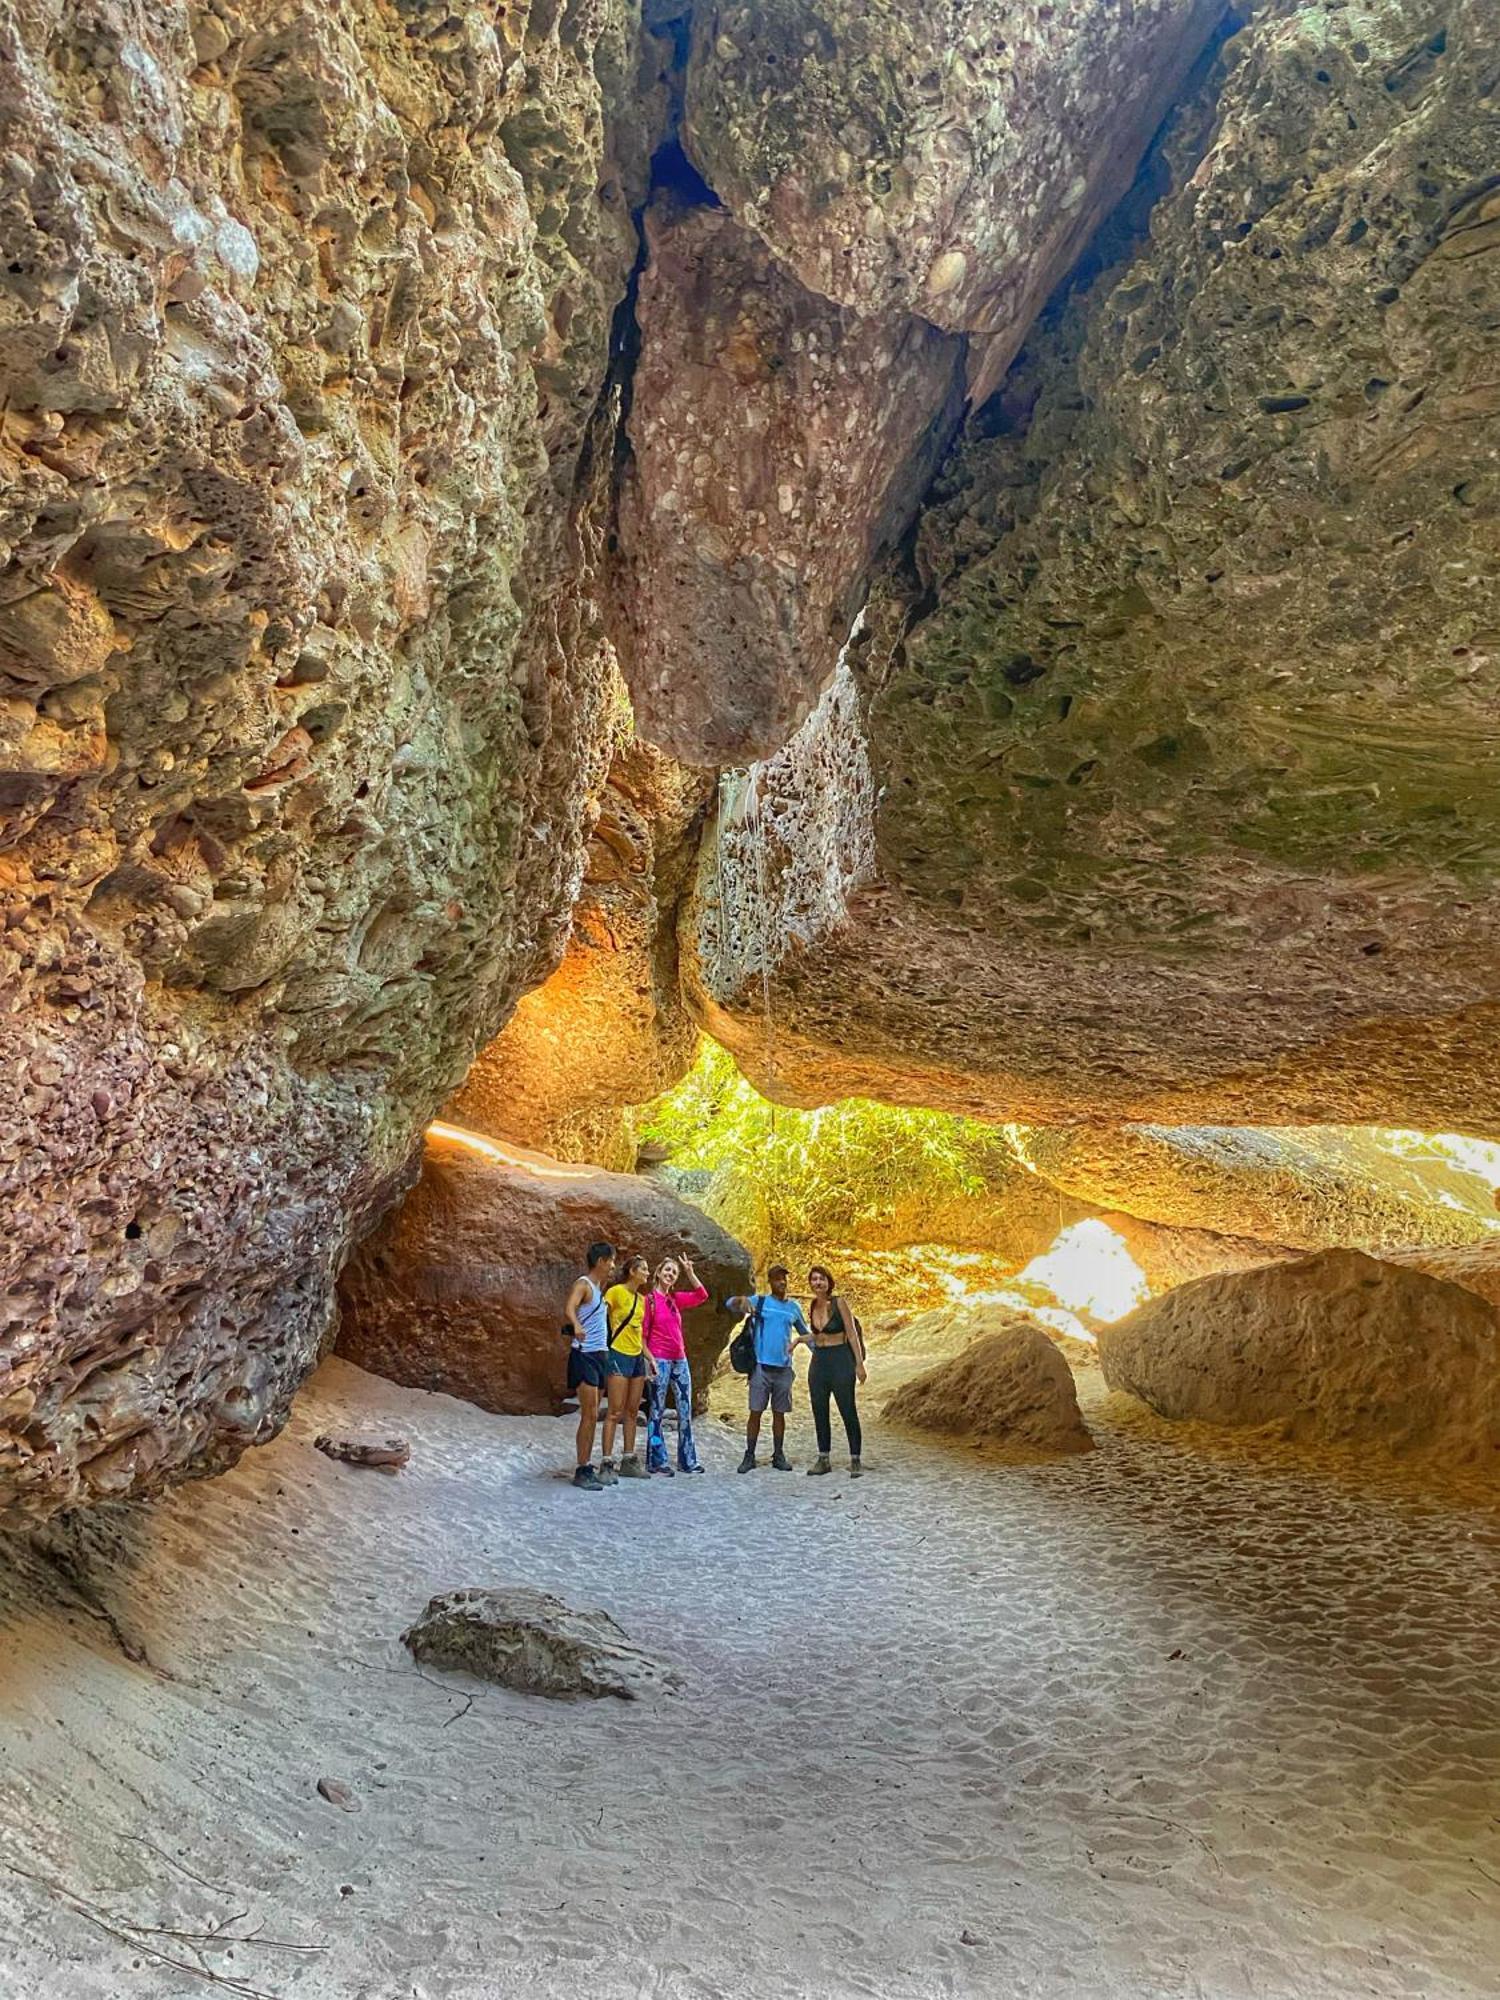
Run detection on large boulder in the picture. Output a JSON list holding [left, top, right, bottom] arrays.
[[683, 0, 1500, 1134], [885, 1310, 1093, 1456], [0, 1, 651, 1519], [682, 1, 1225, 353], [1099, 1249, 1500, 1462], [336, 1127, 752, 1415]]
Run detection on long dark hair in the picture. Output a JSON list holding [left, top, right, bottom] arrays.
[[808, 1264, 836, 1294]]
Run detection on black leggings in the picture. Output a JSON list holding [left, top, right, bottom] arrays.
[[809, 1343, 862, 1458]]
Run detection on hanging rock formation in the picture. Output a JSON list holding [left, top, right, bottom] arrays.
[[610, 194, 964, 762], [0, 0, 650, 1520], [336, 1126, 751, 1416], [1099, 1249, 1500, 1463], [608, 0, 1229, 762], [684, 0, 1500, 1133]]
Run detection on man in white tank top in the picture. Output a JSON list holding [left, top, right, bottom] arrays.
[[565, 1243, 617, 1490]]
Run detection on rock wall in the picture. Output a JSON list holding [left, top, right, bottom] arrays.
[[446, 737, 709, 1160], [684, 0, 1500, 1133], [0, 0, 650, 1520], [1016, 1124, 1500, 1256]]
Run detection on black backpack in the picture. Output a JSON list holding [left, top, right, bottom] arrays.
[[728, 1298, 763, 1376]]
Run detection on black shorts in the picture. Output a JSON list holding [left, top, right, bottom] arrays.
[[567, 1349, 610, 1394]]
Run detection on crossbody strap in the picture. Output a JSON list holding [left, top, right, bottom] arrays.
[[609, 1292, 641, 1346]]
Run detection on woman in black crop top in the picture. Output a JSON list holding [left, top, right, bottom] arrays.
[[806, 1264, 866, 1477]]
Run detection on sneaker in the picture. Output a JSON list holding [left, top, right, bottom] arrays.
[[807, 1455, 832, 1477], [650, 1464, 676, 1478], [618, 1454, 648, 1479], [770, 1450, 793, 1472], [681, 1464, 705, 1475], [850, 1457, 864, 1479], [598, 1460, 619, 1485], [736, 1451, 757, 1475], [572, 1466, 604, 1491]]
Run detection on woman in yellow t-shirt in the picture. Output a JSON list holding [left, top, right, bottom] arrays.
[[600, 1253, 650, 1480]]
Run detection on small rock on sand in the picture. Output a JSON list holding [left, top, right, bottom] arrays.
[[402, 1587, 681, 1701], [315, 1433, 411, 1470]]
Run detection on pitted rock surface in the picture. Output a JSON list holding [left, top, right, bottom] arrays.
[[684, 0, 1500, 1132], [682, 0, 1226, 354], [612, 196, 963, 763], [0, 0, 648, 1519]]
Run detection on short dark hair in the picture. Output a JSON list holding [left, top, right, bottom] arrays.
[[586, 1242, 616, 1268], [767, 1263, 789, 1281]]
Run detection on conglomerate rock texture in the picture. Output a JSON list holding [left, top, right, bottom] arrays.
[[608, 0, 1228, 762], [682, 1, 1226, 351], [685, 0, 1500, 1133], [0, 0, 649, 1520], [610, 194, 964, 763]]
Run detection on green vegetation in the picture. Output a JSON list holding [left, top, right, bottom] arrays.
[[637, 1039, 1007, 1259]]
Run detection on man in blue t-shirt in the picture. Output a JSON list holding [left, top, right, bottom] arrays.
[[724, 1264, 810, 1473]]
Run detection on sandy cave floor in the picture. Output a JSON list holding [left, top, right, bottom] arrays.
[[0, 1357, 1497, 2000]]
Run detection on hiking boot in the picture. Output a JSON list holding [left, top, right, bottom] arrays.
[[572, 1465, 604, 1491], [736, 1451, 757, 1474], [598, 1460, 618, 1485], [618, 1454, 647, 1479], [850, 1457, 864, 1478], [770, 1450, 793, 1472], [807, 1455, 832, 1477]]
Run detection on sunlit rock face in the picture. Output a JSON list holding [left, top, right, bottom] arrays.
[[685, 1, 1500, 1132], [447, 739, 709, 1163], [337, 1126, 751, 1416], [1016, 1126, 1500, 1258], [1100, 1249, 1500, 1463], [0, 1, 647, 1520], [611, 195, 964, 763]]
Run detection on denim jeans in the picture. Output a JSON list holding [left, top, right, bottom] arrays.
[[645, 1357, 700, 1471]]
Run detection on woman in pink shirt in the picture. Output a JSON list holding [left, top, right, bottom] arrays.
[[642, 1252, 708, 1476]]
